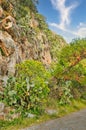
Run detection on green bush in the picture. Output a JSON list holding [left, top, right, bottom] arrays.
[[58, 80, 73, 105], [50, 39, 86, 104], [3, 60, 50, 115]]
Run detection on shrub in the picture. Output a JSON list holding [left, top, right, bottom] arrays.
[[3, 60, 50, 115], [50, 39, 86, 105]]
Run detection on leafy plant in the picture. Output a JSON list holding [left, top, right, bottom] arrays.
[[3, 60, 50, 115], [59, 80, 73, 105]]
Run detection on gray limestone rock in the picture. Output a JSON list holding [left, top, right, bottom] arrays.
[[0, 102, 4, 112]]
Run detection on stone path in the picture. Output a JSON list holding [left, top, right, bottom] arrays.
[[22, 109, 86, 130]]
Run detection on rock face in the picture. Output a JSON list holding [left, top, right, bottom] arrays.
[[0, 1, 66, 87], [0, 30, 51, 83], [0, 15, 52, 82]]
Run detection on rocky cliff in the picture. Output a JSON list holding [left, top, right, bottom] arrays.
[[0, 0, 66, 86]]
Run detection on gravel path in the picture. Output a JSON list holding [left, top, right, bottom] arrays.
[[22, 109, 86, 130]]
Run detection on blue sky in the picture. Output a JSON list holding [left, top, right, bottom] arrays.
[[37, 0, 86, 42]]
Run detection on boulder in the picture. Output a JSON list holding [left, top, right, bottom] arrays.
[[0, 102, 4, 112], [0, 112, 5, 120], [45, 109, 58, 115], [27, 113, 35, 118], [0, 30, 16, 56]]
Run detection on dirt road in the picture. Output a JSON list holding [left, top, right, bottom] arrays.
[[23, 109, 86, 130]]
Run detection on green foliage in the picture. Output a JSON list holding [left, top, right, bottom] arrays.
[[0, 48, 5, 56], [44, 29, 66, 61], [16, 0, 37, 18], [58, 81, 73, 105], [3, 60, 50, 115], [50, 39, 86, 104], [6, 0, 38, 17], [35, 13, 48, 30], [59, 39, 86, 66]]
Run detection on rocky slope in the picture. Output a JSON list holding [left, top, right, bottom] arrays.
[[0, 1, 66, 87]]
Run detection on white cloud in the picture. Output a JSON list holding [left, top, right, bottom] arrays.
[[78, 22, 86, 28], [50, 0, 78, 30], [50, 22, 86, 41], [49, 0, 86, 42], [76, 23, 86, 37]]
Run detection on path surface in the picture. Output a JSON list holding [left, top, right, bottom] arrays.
[[23, 109, 86, 130]]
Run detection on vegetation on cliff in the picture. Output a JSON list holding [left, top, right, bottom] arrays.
[[0, 1, 86, 129]]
